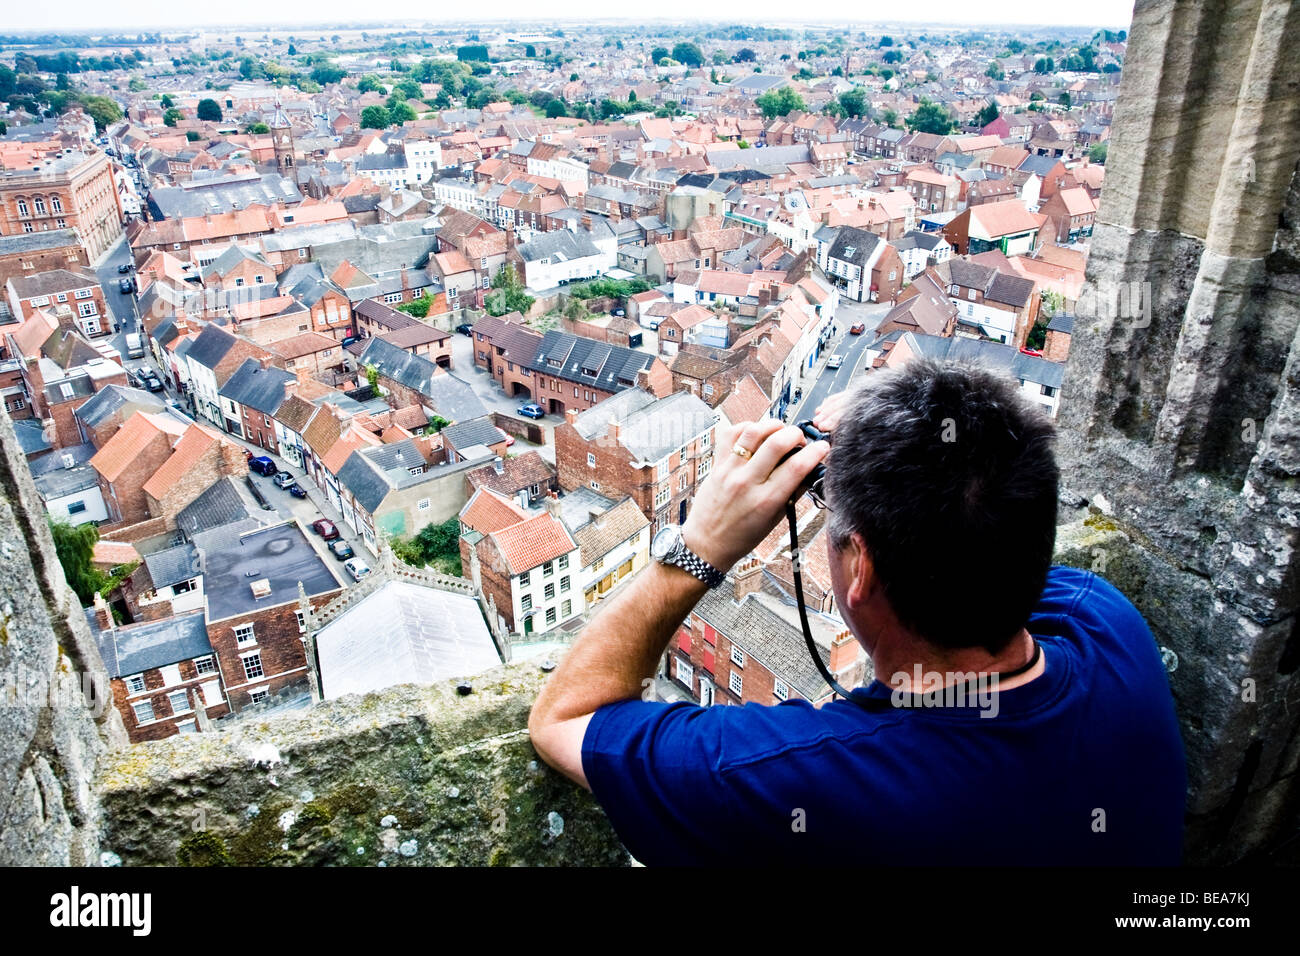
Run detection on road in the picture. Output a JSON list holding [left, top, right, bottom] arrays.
[[788, 299, 892, 423], [93, 235, 140, 359]]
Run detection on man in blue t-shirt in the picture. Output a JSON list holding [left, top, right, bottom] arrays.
[[529, 358, 1187, 865]]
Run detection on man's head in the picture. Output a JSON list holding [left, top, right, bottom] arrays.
[[823, 358, 1059, 655]]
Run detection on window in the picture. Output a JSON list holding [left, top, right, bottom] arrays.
[[655, 484, 670, 508], [384, 292, 403, 303], [78, 302, 97, 317], [56, 293, 68, 302], [168, 690, 191, 715], [17, 200, 28, 218], [666, 328, 676, 338], [561, 599, 571, 617], [521, 593, 532, 612], [255, 274, 265, 283], [249, 689, 269, 705], [656, 459, 669, 480], [132, 700, 155, 724], [697, 458, 711, 479], [234, 624, 256, 645], [560, 575, 570, 593], [729, 671, 743, 696], [34, 198, 46, 216], [774, 678, 789, 701], [968, 289, 976, 301], [545, 607, 557, 625], [126, 674, 145, 694], [588, 480, 600, 491], [194, 656, 216, 676], [544, 582, 555, 600], [235, 278, 245, 287], [177, 721, 197, 734], [1041, 384, 1056, 398], [519, 570, 530, 587], [241, 653, 264, 681], [677, 656, 693, 687], [22, 223, 33, 233], [543, 560, 554, 577], [74, 288, 92, 299], [417, 498, 430, 510], [700, 431, 710, 449], [587, 452, 596, 468], [731, 645, 745, 667], [679, 473, 688, 491], [703, 384, 714, 397]]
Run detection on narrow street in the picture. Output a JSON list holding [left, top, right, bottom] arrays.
[[788, 299, 891, 423]]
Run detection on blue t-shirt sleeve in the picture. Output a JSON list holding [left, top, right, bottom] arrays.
[[582, 699, 743, 866]]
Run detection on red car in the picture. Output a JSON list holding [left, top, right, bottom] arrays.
[[311, 519, 339, 541], [849, 322, 866, 335]]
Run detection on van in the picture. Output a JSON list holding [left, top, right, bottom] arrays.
[[125, 333, 144, 358]]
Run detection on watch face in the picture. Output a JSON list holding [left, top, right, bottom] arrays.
[[651, 525, 681, 561]]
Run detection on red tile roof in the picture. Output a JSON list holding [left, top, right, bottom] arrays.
[[490, 512, 577, 575]]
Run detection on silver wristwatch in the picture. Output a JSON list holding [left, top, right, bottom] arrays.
[[650, 525, 726, 588]]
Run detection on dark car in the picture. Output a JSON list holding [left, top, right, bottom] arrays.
[[272, 471, 296, 489], [456, 323, 475, 336], [138, 369, 164, 393], [288, 483, 309, 499], [311, 519, 339, 541], [517, 402, 545, 420], [248, 456, 278, 477], [117, 263, 133, 274], [329, 539, 354, 560], [118, 277, 134, 294]]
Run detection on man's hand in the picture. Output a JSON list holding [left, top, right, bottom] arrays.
[[681, 418, 831, 573], [812, 388, 856, 435]]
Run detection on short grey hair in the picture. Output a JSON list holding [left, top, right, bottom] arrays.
[[823, 358, 1059, 653]]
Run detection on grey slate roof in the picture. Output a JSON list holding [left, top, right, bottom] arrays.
[[0, 228, 82, 255], [827, 226, 883, 267], [528, 330, 654, 392], [218, 358, 296, 416], [573, 389, 718, 463], [144, 543, 200, 589], [184, 323, 239, 371], [194, 519, 341, 623], [441, 416, 504, 452], [93, 609, 212, 679], [1046, 312, 1074, 334], [358, 337, 486, 421], [517, 229, 601, 263], [149, 172, 302, 219], [175, 476, 263, 538], [29, 441, 98, 496], [894, 332, 1066, 389], [12, 419, 52, 455]]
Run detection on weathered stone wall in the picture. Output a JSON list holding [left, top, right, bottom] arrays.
[[1055, 0, 1300, 862], [0, 407, 126, 866], [98, 663, 631, 866]]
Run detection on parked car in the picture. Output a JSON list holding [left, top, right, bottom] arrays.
[[118, 277, 134, 294], [117, 263, 133, 275], [272, 471, 296, 489], [138, 368, 164, 393], [1020, 347, 1043, 357], [344, 557, 371, 582], [504, 435, 516, 447], [827, 354, 844, 370], [517, 402, 545, 419], [850, 322, 866, 335], [248, 456, 278, 477], [341, 335, 358, 348], [456, 323, 475, 336], [288, 483, 308, 499], [311, 519, 339, 540], [124, 332, 144, 358], [329, 539, 355, 560]]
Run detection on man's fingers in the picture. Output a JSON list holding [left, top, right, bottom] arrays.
[[731, 418, 784, 461], [767, 439, 831, 503], [746, 424, 811, 482]]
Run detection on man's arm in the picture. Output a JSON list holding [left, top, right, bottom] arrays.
[[529, 418, 831, 789]]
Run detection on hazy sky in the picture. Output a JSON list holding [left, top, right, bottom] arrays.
[[11, 1, 1135, 33]]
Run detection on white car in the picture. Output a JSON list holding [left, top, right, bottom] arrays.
[[827, 354, 844, 370], [343, 558, 371, 582]]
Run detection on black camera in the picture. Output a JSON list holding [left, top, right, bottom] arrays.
[[779, 419, 830, 505]]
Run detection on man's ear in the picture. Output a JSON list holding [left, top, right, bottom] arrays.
[[844, 532, 876, 611]]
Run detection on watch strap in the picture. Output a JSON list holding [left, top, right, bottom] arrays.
[[668, 542, 726, 589]]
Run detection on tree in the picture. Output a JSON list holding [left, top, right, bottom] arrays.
[[186, 131, 201, 142], [245, 120, 270, 133], [356, 74, 383, 94], [906, 98, 955, 135], [545, 97, 568, 118], [287, 43, 297, 56], [755, 85, 805, 120], [82, 95, 123, 130], [563, 297, 590, 323], [360, 105, 390, 129], [569, 72, 579, 82], [881, 108, 899, 128], [734, 47, 757, 63], [310, 63, 346, 85], [879, 35, 894, 47], [882, 49, 902, 64], [650, 47, 669, 65], [525, 44, 536, 57], [395, 78, 422, 101], [196, 98, 222, 122], [49, 520, 107, 606], [671, 42, 705, 68], [985, 60, 1004, 81], [388, 102, 417, 124], [160, 94, 174, 109], [1034, 57, 1055, 74], [239, 56, 263, 81], [1089, 143, 1108, 165], [163, 108, 182, 127], [975, 101, 1000, 128], [737, 139, 750, 148], [457, 44, 489, 62], [838, 87, 867, 119], [485, 263, 534, 317]]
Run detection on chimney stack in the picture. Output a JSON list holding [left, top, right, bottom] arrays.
[[732, 555, 766, 600], [492, 455, 504, 475], [542, 491, 562, 519], [91, 592, 115, 633], [564, 408, 580, 427], [828, 628, 862, 677]]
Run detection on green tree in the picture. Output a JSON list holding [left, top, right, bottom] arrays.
[[975, 101, 1000, 128], [82, 95, 124, 130], [397, 292, 433, 317], [525, 44, 536, 57], [906, 98, 955, 135], [563, 297, 590, 322], [160, 94, 174, 108], [163, 108, 182, 127], [186, 131, 201, 142], [985, 60, 1004, 81], [239, 55, 263, 80], [838, 87, 867, 119], [388, 101, 417, 124], [1034, 57, 1055, 74], [755, 86, 805, 120], [650, 46, 669, 64], [457, 44, 489, 62], [49, 520, 107, 606], [671, 42, 704, 68], [544, 97, 568, 118], [1059, 91, 1072, 108], [356, 74, 384, 94], [360, 104, 390, 128], [311, 63, 346, 85], [737, 139, 750, 148], [882, 49, 902, 65], [1089, 142, 1108, 164], [245, 120, 270, 133], [734, 47, 757, 63], [196, 98, 222, 122], [569, 72, 579, 82], [485, 263, 534, 317], [881, 108, 899, 128]]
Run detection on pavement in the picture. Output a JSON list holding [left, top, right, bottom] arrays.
[[92, 234, 142, 360]]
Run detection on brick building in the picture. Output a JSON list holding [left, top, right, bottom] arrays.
[[5, 268, 110, 337], [554, 388, 719, 532], [0, 229, 88, 296], [0, 147, 124, 263], [520, 329, 672, 417]]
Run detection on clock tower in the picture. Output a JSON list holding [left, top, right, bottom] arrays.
[[270, 97, 295, 179]]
